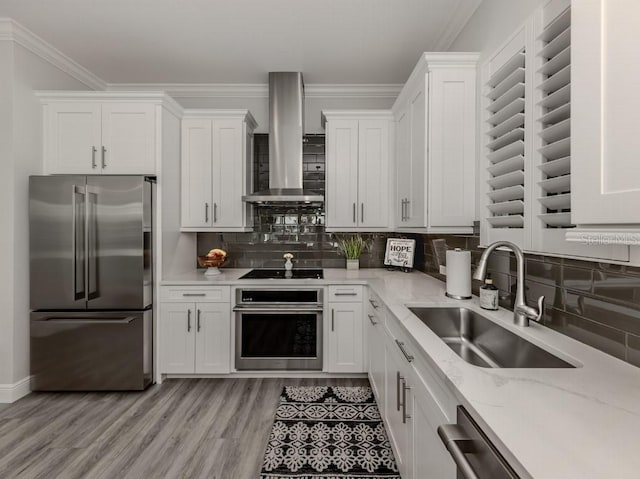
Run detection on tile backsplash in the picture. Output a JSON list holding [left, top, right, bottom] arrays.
[[406, 232, 640, 368]]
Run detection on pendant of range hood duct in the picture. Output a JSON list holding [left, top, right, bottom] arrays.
[[242, 72, 324, 206]]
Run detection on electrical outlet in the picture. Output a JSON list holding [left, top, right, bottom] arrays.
[[439, 265, 447, 275]]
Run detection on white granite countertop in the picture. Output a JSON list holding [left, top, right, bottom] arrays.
[[162, 268, 640, 478]]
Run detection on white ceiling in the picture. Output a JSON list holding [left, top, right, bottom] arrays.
[[0, 0, 481, 85]]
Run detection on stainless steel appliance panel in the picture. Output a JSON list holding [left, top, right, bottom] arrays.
[[86, 176, 150, 310], [30, 175, 88, 310], [29, 176, 152, 311], [30, 309, 152, 391], [235, 310, 323, 370]]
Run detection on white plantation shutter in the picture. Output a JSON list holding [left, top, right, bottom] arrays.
[[485, 49, 526, 229], [536, 7, 572, 228]]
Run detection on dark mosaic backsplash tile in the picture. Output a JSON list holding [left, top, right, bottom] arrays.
[[413, 233, 640, 368]]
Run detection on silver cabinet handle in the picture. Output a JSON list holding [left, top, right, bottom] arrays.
[[367, 314, 377, 325], [213, 203, 218, 223], [395, 339, 414, 363], [182, 293, 206, 297], [437, 424, 481, 479], [187, 309, 191, 332], [369, 298, 379, 309], [361, 203, 364, 223], [352, 203, 356, 223], [405, 199, 410, 220], [334, 292, 357, 296], [197, 309, 201, 332], [205, 203, 209, 223], [402, 378, 411, 424], [331, 308, 335, 332], [396, 371, 402, 411], [91, 146, 97, 169], [101, 146, 107, 169]]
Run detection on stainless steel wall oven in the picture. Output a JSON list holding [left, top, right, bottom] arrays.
[[234, 288, 323, 370]]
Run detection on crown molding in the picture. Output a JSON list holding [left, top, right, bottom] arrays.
[[0, 18, 106, 90], [432, 0, 483, 51], [107, 83, 402, 99]]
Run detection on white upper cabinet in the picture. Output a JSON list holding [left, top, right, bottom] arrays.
[[180, 110, 256, 231], [568, 0, 640, 243], [393, 53, 478, 232], [323, 111, 393, 231], [40, 93, 177, 175]]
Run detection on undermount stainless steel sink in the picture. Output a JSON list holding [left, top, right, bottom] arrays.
[[408, 307, 575, 368]]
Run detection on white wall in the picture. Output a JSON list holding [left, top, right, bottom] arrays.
[[448, 0, 545, 58], [176, 96, 395, 134], [0, 42, 16, 387], [0, 41, 88, 387]]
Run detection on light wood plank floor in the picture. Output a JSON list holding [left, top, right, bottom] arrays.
[[0, 377, 369, 479]]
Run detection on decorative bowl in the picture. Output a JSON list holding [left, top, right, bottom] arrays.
[[197, 255, 226, 276]]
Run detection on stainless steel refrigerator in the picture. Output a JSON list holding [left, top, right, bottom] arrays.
[[29, 175, 154, 391]]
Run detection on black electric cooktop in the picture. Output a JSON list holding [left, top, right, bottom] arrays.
[[239, 268, 324, 280]]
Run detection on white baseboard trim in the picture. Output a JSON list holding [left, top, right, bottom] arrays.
[[0, 376, 32, 403]]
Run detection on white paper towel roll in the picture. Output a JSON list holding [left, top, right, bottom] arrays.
[[446, 249, 472, 299]]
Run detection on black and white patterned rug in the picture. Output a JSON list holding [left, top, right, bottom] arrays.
[[260, 386, 400, 479]]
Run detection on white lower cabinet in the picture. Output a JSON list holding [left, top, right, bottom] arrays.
[[371, 300, 456, 479], [326, 285, 365, 373], [411, 372, 456, 478], [366, 294, 386, 407], [384, 338, 414, 478], [159, 297, 231, 374]]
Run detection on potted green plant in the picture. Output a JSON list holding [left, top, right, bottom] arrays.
[[336, 234, 367, 270]]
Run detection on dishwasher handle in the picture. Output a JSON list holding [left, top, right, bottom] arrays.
[[437, 424, 480, 479], [438, 406, 520, 479]]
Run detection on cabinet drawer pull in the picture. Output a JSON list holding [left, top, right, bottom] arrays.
[[213, 203, 218, 223], [101, 146, 107, 169], [368, 298, 379, 309], [91, 146, 97, 169], [333, 292, 357, 296], [361, 203, 364, 223], [187, 309, 191, 332], [367, 314, 378, 325], [182, 293, 206, 297], [205, 202, 209, 223], [352, 203, 356, 223], [396, 371, 403, 411], [197, 309, 201, 332], [395, 339, 414, 363], [331, 308, 335, 332], [402, 378, 411, 424]]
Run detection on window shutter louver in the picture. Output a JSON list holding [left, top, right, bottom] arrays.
[[485, 49, 526, 229], [536, 7, 572, 228]]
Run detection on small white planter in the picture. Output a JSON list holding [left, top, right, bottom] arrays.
[[346, 259, 360, 270]]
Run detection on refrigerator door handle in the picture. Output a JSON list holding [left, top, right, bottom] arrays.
[[72, 185, 86, 301], [39, 316, 137, 324], [86, 186, 99, 300]]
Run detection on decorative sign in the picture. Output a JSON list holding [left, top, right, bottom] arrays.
[[384, 238, 416, 268]]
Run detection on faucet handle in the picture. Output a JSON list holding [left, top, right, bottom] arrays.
[[535, 296, 545, 322]]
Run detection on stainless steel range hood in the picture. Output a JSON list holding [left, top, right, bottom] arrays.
[[242, 72, 324, 205]]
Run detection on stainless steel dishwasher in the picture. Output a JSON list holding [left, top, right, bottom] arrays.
[[438, 406, 520, 479]]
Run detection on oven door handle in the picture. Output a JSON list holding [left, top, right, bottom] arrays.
[[233, 307, 324, 313]]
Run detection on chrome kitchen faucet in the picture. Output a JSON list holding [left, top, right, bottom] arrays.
[[473, 241, 544, 327]]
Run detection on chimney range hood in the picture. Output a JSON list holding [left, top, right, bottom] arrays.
[[242, 72, 324, 205]]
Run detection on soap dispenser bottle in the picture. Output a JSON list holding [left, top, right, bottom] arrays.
[[283, 253, 294, 271], [479, 274, 499, 310]]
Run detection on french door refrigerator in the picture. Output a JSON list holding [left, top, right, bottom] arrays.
[[29, 175, 153, 391]]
